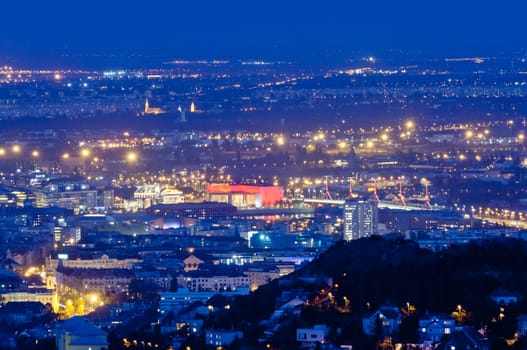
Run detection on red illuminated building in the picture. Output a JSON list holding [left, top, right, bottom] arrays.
[[207, 184, 284, 208]]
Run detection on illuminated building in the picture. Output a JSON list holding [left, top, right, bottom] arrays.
[[0, 290, 59, 312], [249, 231, 333, 249], [55, 267, 134, 294], [207, 184, 283, 208], [33, 183, 112, 212], [0, 187, 34, 208], [143, 98, 165, 115], [53, 226, 81, 247], [297, 325, 329, 349], [183, 254, 205, 272], [47, 254, 142, 270], [176, 271, 250, 292], [190, 102, 195, 113], [159, 287, 249, 314], [362, 306, 401, 336], [134, 184, 184, 209], [418, 315, 455, 343], [244, 264, 294, 291], [205, 329, 243, 348], [148, 202, 237, 219], [342, 199, 378, 241]]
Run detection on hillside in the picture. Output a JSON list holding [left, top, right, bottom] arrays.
[[206, 237, 527, 349]]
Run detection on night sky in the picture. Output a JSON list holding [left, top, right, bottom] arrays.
[[1, 0, 526, 61]]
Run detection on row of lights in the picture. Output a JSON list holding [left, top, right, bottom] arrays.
[[0, 145, 39, 157], [63, 149, 138, 162], [275, 121, 413, 148], [0, 146, 138, 163]]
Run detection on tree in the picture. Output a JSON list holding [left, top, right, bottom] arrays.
[[128, 279, 160, 304]]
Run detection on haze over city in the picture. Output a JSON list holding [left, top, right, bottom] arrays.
[[2, 0, 527, 64]]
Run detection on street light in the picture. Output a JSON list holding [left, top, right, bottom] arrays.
[[80, 148, 90, 158], [126, 151, 138, 163]]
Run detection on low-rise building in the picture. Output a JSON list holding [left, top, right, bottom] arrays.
[[183, 254, 205, 272], [134, 184, 184, 209], [296, 324, 329, 348], [47, 254, 142, 270], [177, 271, 250, 292], [0, 301, 47, 326], [442, 327, 489, 350], [244, 265, 284, 291], [55, 267, 134, 295], [159, 287, 250, 314], [0, 289, 58, 312], [205, 329, 243, 347], [418, 314, 455, 343], [362, 305, 402, 337], [56, 316, 108, 350]]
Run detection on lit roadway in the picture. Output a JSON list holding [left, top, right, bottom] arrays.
[[302, 198, 443, 211], [236, 199, 443, 217], [472, 215, 527, 229]]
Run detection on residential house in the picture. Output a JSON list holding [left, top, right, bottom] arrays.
[[296, 324, 329, 349], [419, 313, 455, 343], [442, 327, 489, 350], [205, 329, 243, 347], [362, 305, 402, 336]]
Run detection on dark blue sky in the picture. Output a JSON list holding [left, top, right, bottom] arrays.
[[1, 0, 526, 60]]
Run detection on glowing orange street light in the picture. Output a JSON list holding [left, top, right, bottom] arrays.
[[127, 151, 138, 163], [80, 148, 90, 158]]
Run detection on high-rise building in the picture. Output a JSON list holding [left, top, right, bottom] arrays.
[[342, 199, 378, 241]]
